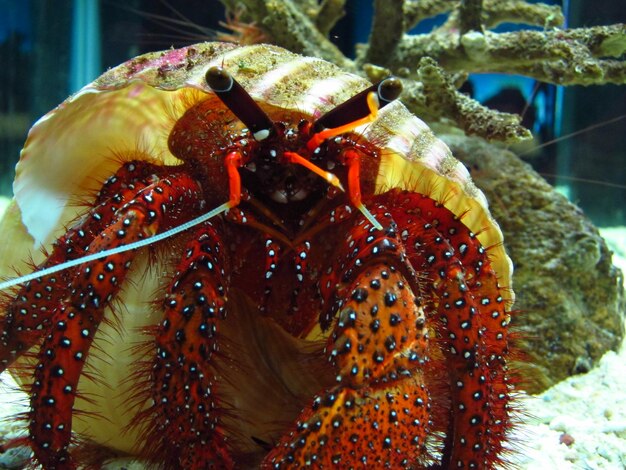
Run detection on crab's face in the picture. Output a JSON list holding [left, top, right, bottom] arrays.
[[0, 43, 515, 469]]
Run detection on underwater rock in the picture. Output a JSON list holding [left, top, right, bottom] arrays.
[[443, 134, 625, 393]]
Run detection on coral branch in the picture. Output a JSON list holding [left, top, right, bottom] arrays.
[[364, 0, 406, 66], [441, 1, 564, 31], [459, 0, 484, 34], [315, 0, 347, 36], [405, 0, 563, 33], [219, 0, 625, 142], [219, 0, 352, 68], [480, 0, 563, 29], [387, 58, 531, 143], [403, 0, 455, 31], [391, 25, 626, 85]]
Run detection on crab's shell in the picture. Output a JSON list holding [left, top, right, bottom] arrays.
[[0, 42, 513, 455]]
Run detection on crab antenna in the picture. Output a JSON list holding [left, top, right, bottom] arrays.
[[206, 65, 274, 141], [312, 76, 402, 133], [0, 202, 233, 292]]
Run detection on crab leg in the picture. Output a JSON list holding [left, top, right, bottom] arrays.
[[264, 207, 436, 468], [133, 221, 233, 468], [0, 161, 164, 373], [14, 173, 204, 469], [381, 189, 513, 469]]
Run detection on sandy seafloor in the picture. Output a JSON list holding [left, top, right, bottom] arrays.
[[0, 191, 624, 469]]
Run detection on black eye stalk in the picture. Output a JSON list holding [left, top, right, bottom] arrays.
[[206, 66, 274, 141], [204, 66, 401, 233], [312, 77, 403, 133]]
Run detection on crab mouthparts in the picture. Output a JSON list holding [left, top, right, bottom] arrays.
[[269, 187, 310, 203]]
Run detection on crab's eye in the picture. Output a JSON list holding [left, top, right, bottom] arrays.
[[205, 65, 233, 92], [377, 77, 403, 104], [206, 65, 274, 141], [313, 76, 403, 132]]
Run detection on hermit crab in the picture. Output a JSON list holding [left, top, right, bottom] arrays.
[[0, 42, 516, 469]]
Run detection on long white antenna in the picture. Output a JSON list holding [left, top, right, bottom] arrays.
[[0, 202, 232, 291]]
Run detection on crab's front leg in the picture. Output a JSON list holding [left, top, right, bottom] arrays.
[[11, 171, 204, 469], [132, 220, 234, 469], [265, 209, 436, 468], [0, 161, 164, 372], [380, 189, 514, 469]]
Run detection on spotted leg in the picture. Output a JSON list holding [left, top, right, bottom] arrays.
[[382, 189, 514, 469], [8, 172, 203, 469], [264, 207, 437, 468], [0, 160, 164, 373], [131, 221, 233, 469]]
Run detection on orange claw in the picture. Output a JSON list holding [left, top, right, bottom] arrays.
[[264, 263, 433, 468], [264, 377, 431, 468], [263, 204, 433, 467]]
